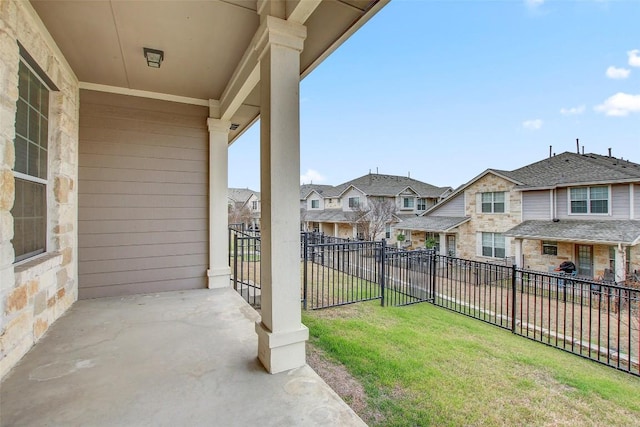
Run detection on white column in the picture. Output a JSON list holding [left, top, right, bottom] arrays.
[[439, 233, 447, 256], [319, 223, 324, 234], [254, 15, 308, 374], [207, 118, 231, 288], [615, 244, 626, 283], [514, 238, 523, 268], [334, 222, 338, 237]]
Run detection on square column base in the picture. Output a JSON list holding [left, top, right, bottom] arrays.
[[255, 321, 309, 374], [207, 267, 231, 289]]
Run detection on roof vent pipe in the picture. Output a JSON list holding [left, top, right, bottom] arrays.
[[549, 145, 552, 158], [576, 138, 580, 154], [608, 147, 612, 157]]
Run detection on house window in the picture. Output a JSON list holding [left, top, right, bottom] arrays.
[[402, 197, 414, 209], [385, 225, 391, 239], [251, 200, 258, 210], [348, 197, 360, 208], [570, 186, 608, 214], [481, 232, 505, 258], [417, 198, 427, 210], [11, 59, 50, 262], [542, 241, 558, 256], [311, 199, 319, 209], [481, 192, 505, 213]]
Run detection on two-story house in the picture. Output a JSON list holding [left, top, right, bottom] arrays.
[[395, 152, 640, 283], [301, 173, 452, 241], [228, 188, 260, 230]]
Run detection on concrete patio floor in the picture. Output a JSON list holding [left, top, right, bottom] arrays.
[[1, 288, 366, 426]]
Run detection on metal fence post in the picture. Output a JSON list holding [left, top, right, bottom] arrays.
[[431, 252, 437, 304], [233, 233, 239, 291], [303, 232, 308, 310], [511, 264, 517, 334], [380, 239, 386, 306]]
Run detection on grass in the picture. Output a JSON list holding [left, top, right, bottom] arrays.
[[303, 301, 640, 427]]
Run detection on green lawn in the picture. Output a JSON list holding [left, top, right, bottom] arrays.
[[303, 301, 640, 427]]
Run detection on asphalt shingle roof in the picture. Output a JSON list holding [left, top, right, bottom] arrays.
[[300, 184, 334, 200], [505, 220, 640, 245], [228, 188, 259, 204], [396, 216, 470, 232], [496, 152, 640, 188], [303, 209, 351, 223], [321, 174, 451, 198]]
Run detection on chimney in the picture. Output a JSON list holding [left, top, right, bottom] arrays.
[[608, 148, 612, 157], [576, 138, 579, 154]]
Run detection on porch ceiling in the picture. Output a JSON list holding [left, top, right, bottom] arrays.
[[30, 0, 386, 141]]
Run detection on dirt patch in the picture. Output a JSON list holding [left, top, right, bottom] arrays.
[[306, 343, 384, 425]]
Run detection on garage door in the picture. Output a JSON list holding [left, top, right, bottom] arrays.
[[78, 90, 209, 298]]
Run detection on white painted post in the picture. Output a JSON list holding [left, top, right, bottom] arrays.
[[254, 15, 309, 374], [207, 118, 231, 288]]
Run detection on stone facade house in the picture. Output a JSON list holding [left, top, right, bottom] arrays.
[[0, 0, 390, 378], [300, 173, 452, 241], [228, 187, 260, 230], [396, 152, 640, 283]]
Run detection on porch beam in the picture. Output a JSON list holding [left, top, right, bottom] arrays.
[[207, 118, 232, 288], [255, 15, 308, 374]]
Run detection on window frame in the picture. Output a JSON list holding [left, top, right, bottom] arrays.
[[481, 232, 506, 258], [542, 240, 558, 256], [12, 57, 53, 263], [311, 199, 320, 209], [402, 197, 415, 209], [569, 185, 610, 215], [480, 192, 506, 214], [348, 197, 360, 209], [417, 198, 427, 211]]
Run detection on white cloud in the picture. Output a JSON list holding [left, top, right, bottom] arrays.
[[605, 66, 630, 79], [628, 49, 640, 67], [300, 169, 326, 184], [560, 105, 585, 116], [522, 119, 543, 130], [594, 92, 640, 116]]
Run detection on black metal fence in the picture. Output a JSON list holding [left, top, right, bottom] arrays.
[[229, 229, 639, 376]]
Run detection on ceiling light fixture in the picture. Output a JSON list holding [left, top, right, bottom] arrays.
[[143, 47, 164, 68]]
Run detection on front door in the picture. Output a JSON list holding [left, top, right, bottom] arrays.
[[575, 245, 593, 278]]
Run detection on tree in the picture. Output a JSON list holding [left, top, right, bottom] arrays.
[[228, 203, 252, 229], [348, 198, 396, 241]]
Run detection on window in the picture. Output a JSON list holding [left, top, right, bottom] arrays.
[[481, 232, 505, 258], [251, 200, 258, 210], [402, 197, 414, 209], [11, 59, 50, 262], [417, 198, 427, 210], [385, 225, 391, 239], [570, 186, 608, 214], [481, 192, 505, 213], [542, 241, 558, 256], [348, 197, 360, 208], [311, 199, 319, 209]]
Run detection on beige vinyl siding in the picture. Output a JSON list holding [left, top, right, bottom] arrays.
[[636, 184, 640, 219], [522, 190, 551, 220], [431, 193, 464, 216], [611, 184, 630, 219], [78, 90, 209, 299]]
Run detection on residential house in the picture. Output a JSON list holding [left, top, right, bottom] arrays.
[[301, 173, 452, 241], [0, 0, 390, 382], [395, 152, 640, 283], [228, 187, 260, 230]]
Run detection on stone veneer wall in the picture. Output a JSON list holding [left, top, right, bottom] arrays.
[[0, 1, 79, 378], [454, 174, 522, 261]]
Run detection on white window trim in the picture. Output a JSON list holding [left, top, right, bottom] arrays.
[[477, 232, 509, 259], [567, 185, 611, 216], [477, 191, 508, 214]]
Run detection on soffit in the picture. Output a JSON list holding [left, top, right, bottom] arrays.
[[29, 0, 386, 140]]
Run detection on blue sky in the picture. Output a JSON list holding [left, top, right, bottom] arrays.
[[229, 0, 640, 190]]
